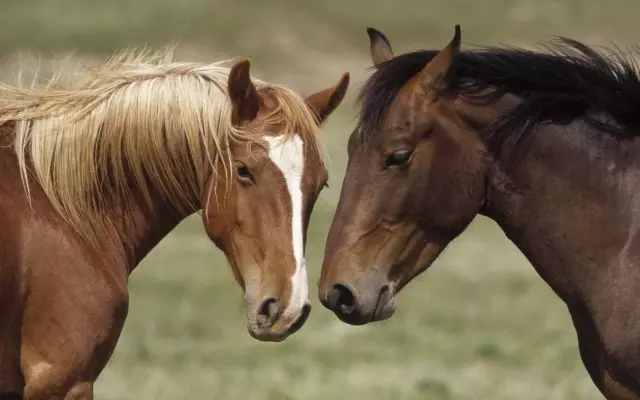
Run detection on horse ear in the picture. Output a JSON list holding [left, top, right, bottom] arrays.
[[228, 59, 260, 126], [419, 25, 461, 95], [367, 27, 394, 67], [305, 72, 350, 124]]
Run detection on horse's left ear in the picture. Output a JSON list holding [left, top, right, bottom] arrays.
[[228, 59, 261, 126], [305, 72, 350, 124], [367, 27, 394, 67], [419, 25, 461, 95]]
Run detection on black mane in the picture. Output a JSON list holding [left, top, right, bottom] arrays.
[[358, 38, 640, 154]]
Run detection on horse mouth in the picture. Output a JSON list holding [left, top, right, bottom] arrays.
[[371, 284, 395, 323], [286, 303, 311, 335], [248, 303, 311, 342]]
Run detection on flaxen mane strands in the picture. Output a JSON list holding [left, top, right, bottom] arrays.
[[0, 48, 322, 246]]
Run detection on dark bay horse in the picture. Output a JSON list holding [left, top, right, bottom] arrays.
[[319, 25, 640, 399], [0, 49, 349, 399]]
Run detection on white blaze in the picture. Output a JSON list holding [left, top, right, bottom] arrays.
[[265, 135, 308, 316]]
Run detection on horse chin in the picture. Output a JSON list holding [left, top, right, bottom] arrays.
[[247, 327, 290, 343]]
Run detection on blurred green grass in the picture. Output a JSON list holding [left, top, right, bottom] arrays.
[[3, 1, 637, 398], [2, 1, 639, 64]]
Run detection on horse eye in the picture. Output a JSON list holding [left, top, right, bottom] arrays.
[[385, 150, 412, 167], [236, 163, 252, 180]]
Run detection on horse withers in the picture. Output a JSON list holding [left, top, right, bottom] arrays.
[[0, 50, 349, 398], [319, 25, 640, 399]]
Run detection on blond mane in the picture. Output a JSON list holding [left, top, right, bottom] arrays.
[[0, 48, 322, 246]]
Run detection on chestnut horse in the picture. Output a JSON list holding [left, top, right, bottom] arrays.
[[0, 49, 349, 399], [319, 25, 640, 399]]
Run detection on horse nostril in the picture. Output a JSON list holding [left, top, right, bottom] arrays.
[[257, 297, 280, 328], [329, 284, 357, 315]]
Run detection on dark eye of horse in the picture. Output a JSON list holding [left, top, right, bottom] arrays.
[[236, 163, 252, 181], [384, 149, 412, 168]]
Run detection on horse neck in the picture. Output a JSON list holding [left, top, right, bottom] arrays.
[[480, 118, 640, 303], [106, 183, 199, 272]]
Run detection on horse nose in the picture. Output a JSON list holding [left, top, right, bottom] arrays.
[[325, 283, 358, 318], [255, 297, 282, 329]]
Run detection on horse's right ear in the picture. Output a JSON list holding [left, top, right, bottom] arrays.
[[367, 27, 394, 67], [419, 25, 461, 95], [228, 59, 260, 126], [305, 72, 350, 124]]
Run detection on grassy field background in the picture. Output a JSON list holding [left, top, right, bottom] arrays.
[[2, 1, 639, 399]]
